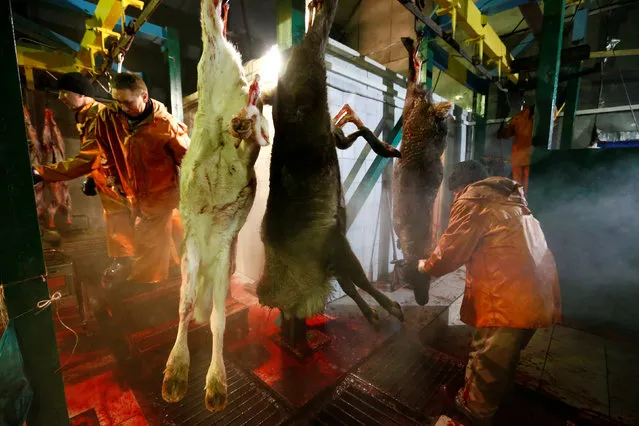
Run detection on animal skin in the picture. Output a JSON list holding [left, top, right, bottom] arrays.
[[392, 37, 453, 305], [43, 108, 72, 228], [162, 0, 268, 412], [257, 0, 404, 328]]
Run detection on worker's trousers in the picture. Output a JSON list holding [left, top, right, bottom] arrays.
[[455, 327, 536, 425]]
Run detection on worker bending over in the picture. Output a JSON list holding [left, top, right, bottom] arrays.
[[417, 160, 561, 425], [96, 72, 189, 284], [498, 106, 533, 195], [32, 72, 134, 285]]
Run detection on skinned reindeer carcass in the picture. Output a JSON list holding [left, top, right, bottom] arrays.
[[24, 107, 47, 223], [43, 108, 72, 228], [257, 0, 404, 328], [162, 0, 268, 412], [392, 37, 453, 305]]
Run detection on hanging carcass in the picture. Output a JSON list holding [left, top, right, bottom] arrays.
[[162, 0, 268, 412], [24, 107, 47, 224], [42, 108, 72, 228], [256, 0, 404, 328], [392, 37, 453, 305]]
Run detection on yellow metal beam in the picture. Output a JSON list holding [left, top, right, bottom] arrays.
[[434, 0, 516, 83], [590, 49, 639, 58], [77, 0, 144, 69], [17, 46, 82, 73]]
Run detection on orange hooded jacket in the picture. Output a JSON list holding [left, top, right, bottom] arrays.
[[96, 99, 189, 282], [34, 100, 133, 257], [96, 99, 189, 214], [422, 177, 561, 329], [500, 108, 533, 167]]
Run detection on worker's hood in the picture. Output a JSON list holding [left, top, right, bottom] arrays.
[[107, 99, 172, 127], [458, 176, 527, 208]]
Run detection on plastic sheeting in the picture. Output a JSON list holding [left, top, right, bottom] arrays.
[[0, 321, 33, 426]]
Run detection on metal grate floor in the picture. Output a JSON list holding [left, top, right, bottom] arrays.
[[149, 349, 291, 426], [310, 376, 422, 426], [354, 332, 466, 419]]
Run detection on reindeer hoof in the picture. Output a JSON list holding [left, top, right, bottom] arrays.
[[388, 301, 404, 322], [365, 309, 381, 331], [205, 377, 228, 412], [162, 360, 190, 403]]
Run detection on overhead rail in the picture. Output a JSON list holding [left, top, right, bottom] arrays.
[[431, 0, 517, 83], [16, 0, 163, 78], [397, 0, 510, 91]]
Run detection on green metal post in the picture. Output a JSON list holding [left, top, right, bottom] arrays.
[[0, 5, 69, 426], [533, 0, 566, 149], [377, 78, 396, 281], [277, 0, 305, 50], [472, 91, 487, 160], [560, 64, 581, 150], [163, 27, 183, 123], [560, 1, 588, 150]]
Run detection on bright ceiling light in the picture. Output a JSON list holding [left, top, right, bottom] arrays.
[[260, 45, 282, 84], [455, 95, 463, 100]]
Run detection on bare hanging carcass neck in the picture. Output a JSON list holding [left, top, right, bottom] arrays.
[[257, 0, 404, 328], [392, 37, 453, 305], [162, 0, 268, 413]]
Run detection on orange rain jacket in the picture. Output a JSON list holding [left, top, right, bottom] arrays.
[[499, 107, 533, 168], [96, 99, 189, 282], [422, 177, 561, 329], [34, 100, 134, 258]]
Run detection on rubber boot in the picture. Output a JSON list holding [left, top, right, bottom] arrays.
[[101, 257, 132, 292]]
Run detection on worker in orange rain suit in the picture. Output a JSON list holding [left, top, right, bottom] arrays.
[[95, 72, 189, 284], [32, 72, 135, 284], [498, 106, 534, 195], [416, 160, 561, 426]]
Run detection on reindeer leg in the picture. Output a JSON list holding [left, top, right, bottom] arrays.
[[332, 232, 404, 322], [332, 104, 400, 157], [162, 243, 197, 403], [336, 276, 380, 330], [204, 253, 230, 412]]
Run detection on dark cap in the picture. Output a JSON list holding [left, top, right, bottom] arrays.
[[56, 72, 94, 97], [448, 160, 489, 192]]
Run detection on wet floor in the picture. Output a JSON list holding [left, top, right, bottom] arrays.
[[44, 231, 634, 425]]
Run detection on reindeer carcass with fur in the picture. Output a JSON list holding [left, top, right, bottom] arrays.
[[162, 0, 268, 412], [392, 37, 452, 305], [257, 0, 404, 328]]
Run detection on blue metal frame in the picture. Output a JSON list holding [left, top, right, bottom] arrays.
[[346, 118, 403, 230], [42, 0, 166, 43], [572, 7, 588, 44]]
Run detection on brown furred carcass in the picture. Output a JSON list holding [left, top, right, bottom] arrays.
[[257, 0, 404, 328], [392, 37, 453, 305], [162, 0, 268, 412], [43, 108, 72, 228]]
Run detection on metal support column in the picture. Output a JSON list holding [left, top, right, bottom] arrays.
[[472, 91, 487, 160], [1, 5, 69, 426], [163, 27, 183, 123], [533, 0, 566, 149], [377, 78, 396, 282], [441, 105, 465, 230], [276, 0, 305, 51], [560, 2, 589, 149]]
